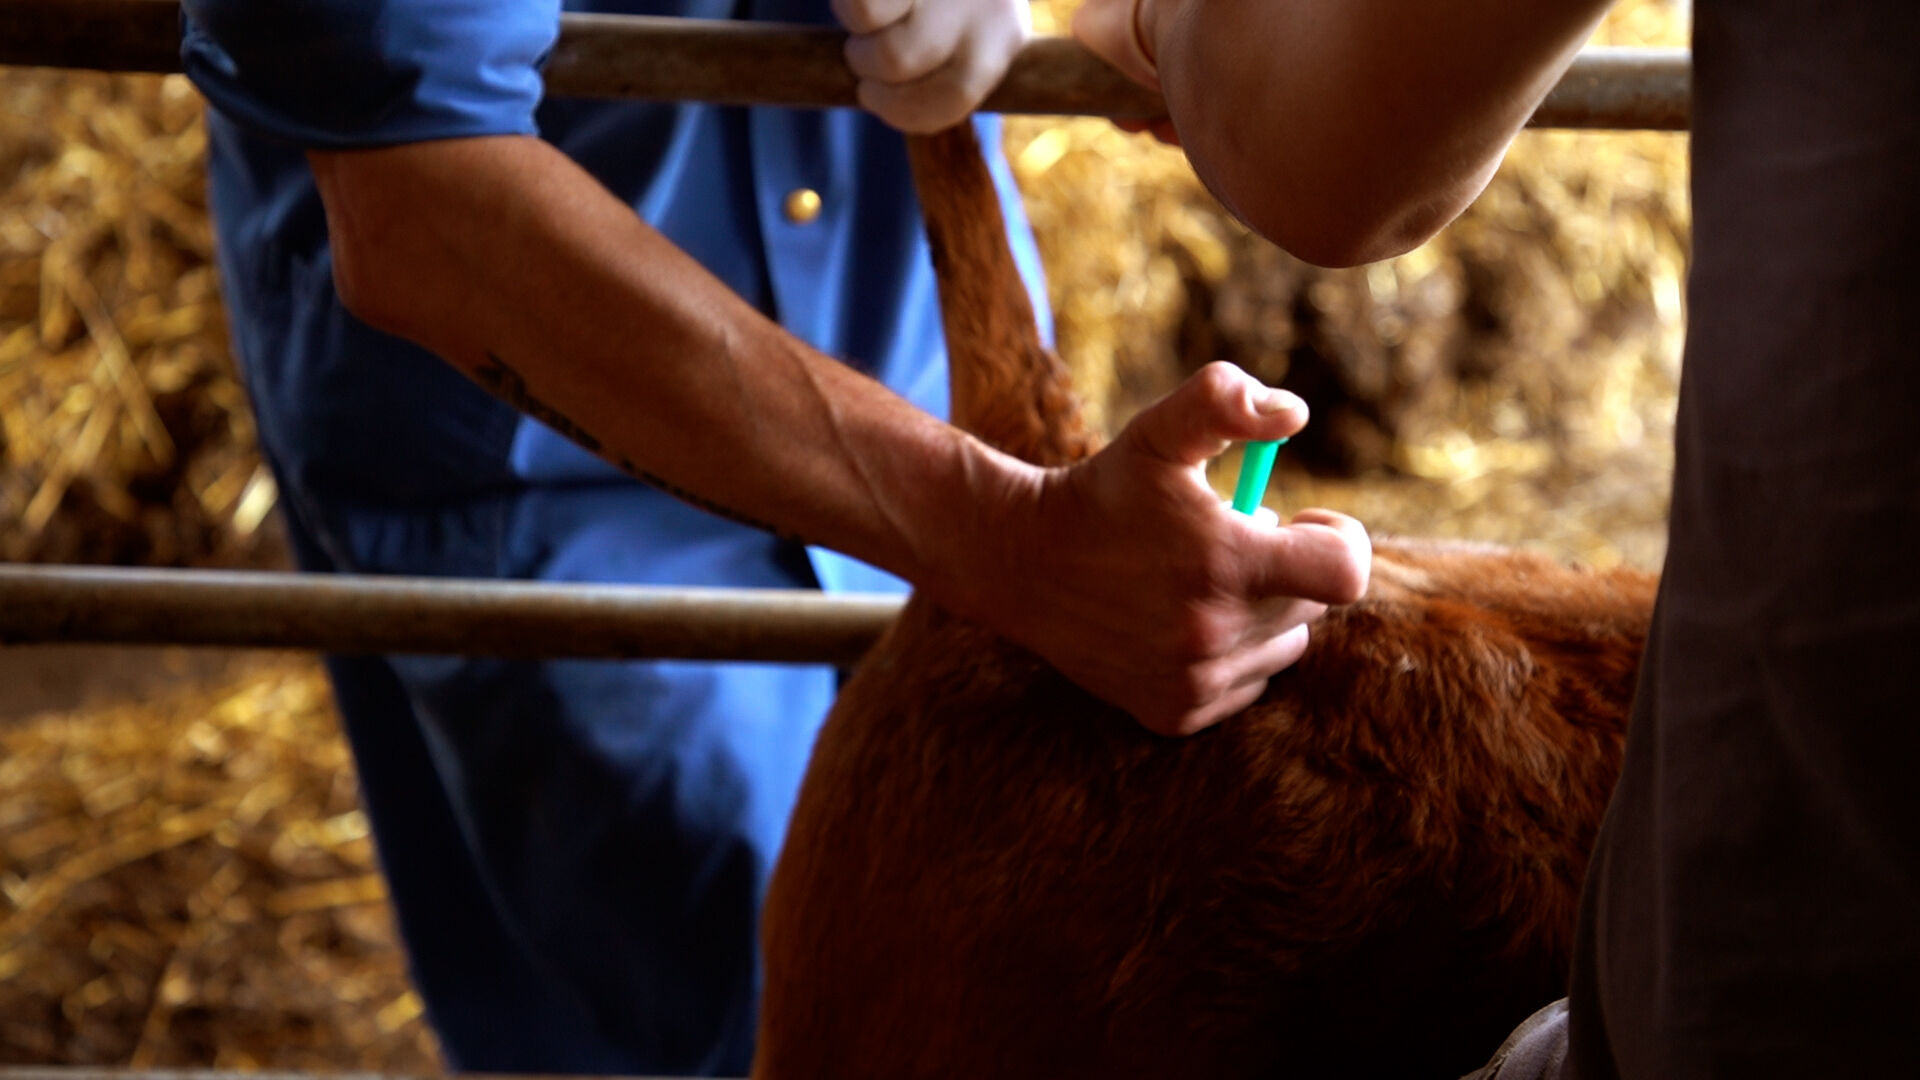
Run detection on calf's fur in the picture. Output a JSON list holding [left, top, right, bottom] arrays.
[[754, 124, 1654, 1079]]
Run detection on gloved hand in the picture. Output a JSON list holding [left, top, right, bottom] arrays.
[[835, 0, 1032, 133]]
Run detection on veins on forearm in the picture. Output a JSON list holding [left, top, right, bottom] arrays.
[[473, 351, 803, 543]]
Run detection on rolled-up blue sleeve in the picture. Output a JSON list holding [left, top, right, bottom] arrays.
[[181, 0, 560, 148]]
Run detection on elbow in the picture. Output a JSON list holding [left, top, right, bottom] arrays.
[[326, 227, 383, 327], [1188, 146, 1469, 269], [306, 149, 431, 344], [1234, 189, 1455, 270], [327, 236, 417, 342], [316, 199, 401, 334], [309, 153, 378, 322], [1152, 41, 1497, 269]]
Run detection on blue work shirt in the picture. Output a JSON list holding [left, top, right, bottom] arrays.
[[182, 0, 1050, 596]]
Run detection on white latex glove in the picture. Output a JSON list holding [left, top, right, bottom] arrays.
[[834, 0, 1032, 133]]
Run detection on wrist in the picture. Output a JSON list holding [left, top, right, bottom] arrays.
[[901, 431, 1051, 626]]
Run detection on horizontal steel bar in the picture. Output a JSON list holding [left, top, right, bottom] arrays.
[[0, 1, 1689, 129], [0, 565, 905, 665], [1537, 47, 1689, 130]]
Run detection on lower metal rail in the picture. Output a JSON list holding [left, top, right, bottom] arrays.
[[0, 565, 904, 665]]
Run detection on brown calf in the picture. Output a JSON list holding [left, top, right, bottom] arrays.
[[754, 123, 1655, 1080]]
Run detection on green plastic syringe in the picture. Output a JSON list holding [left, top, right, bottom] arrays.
[[1230, 438, 1288, 515]]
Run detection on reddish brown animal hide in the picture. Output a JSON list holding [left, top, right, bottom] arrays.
[[900, 111, 1097, 469], [753, 124, 1655, 1079]]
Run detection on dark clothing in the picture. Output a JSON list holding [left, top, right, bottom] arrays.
[[1568, 2, 1920, 1075], [268, 483, 839, 1074]]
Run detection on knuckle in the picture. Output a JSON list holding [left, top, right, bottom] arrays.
[[1167, 715, 1210, 738], [1289, 509, 1373, 603], [855, 82, 948, 133], [895, 92, 964, 133], [1136, 660, 1247, 737], [1326, 530, 1373, 603], [951, 49, 1003, 105], [1192, 360, 1244, 403], [1138, 712, 1186, 739], [1322, 509, 1373, 551], [831, 0, 871, 33], [855, 83, 899, 125], [905, 108, 962, 134], [834, 0, 909, 35], [1337, 556, 1371, 604], [1282, 623, 1314, 665], [1147, 708, 1210, 739], [1192, 547, 1243, 598], [990, 0, 1033, 34], [1174, 658, 1231, 711], [1132, 700, 1180, 737], [1293, 601, 1330, 632], [1167, 608, 1234, 662], [870, 33, 937, 83]]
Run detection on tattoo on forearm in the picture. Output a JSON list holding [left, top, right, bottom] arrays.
[[474, 352, 802, 542], [618, 458, 801, 543], [474, 351, 603, 453]]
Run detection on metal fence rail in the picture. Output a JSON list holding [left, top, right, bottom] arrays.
[[0, 3, 1688, 668], [0, 1, 1690, 129], [0, 565, 904, 664]]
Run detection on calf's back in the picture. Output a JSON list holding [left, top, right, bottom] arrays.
[[759, 540, 1651, 1078], [755, 123, 1655, 1079]]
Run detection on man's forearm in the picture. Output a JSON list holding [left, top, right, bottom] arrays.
[[1139, 0, 1613, 267], [305, 132, 1374, 738], [309, 134, 1019, 590]]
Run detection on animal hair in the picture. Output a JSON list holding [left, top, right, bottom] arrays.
[[754, 123, 1654, 1080]]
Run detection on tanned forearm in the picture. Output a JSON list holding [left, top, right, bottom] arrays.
[[1138, 0, 1614, 267], [309, 135, 1022, 596], [307, 133, 1375, 738]]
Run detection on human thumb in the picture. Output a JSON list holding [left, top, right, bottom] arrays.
[[1071, 0, 1162, 90], [1120, 362, 1308, 468]]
